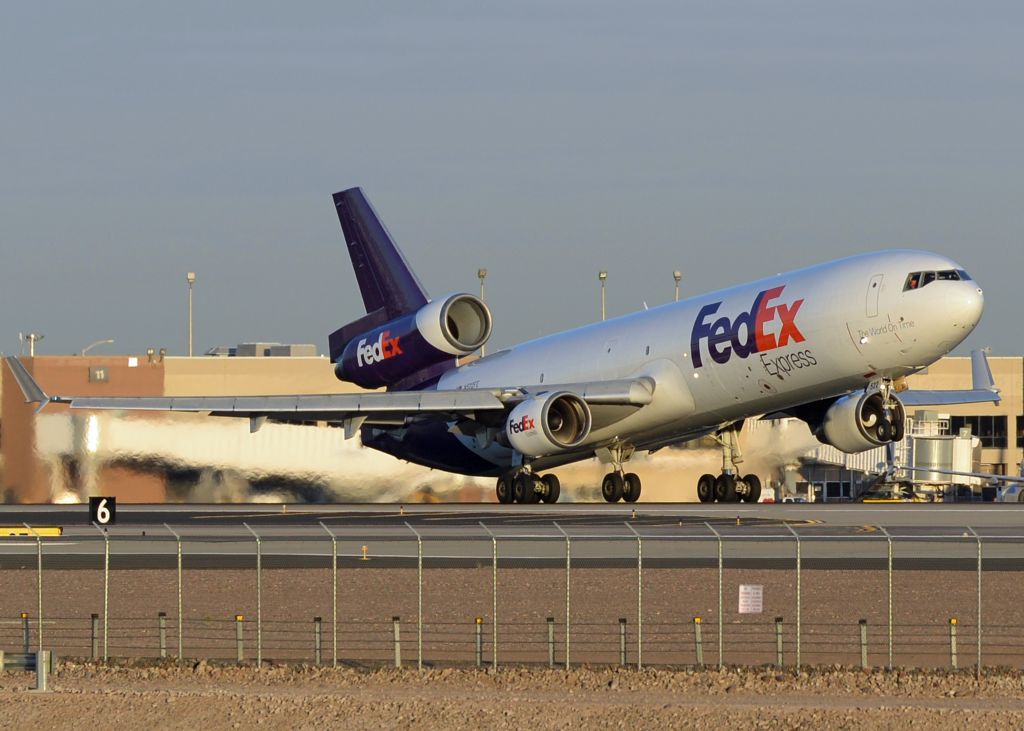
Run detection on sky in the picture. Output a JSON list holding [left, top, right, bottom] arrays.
[[2, 2, 1022, 359]]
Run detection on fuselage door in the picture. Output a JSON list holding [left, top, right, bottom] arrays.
[[866, 274, 884, 317]]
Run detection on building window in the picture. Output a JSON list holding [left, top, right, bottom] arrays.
[[1017, 415, 1024, 446], [950, 415, 1008, 448]]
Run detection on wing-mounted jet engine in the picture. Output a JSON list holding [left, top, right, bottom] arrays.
[[504, 391, 592, 457], [335, 293, 491, 389], [803, 390, 906, 453]]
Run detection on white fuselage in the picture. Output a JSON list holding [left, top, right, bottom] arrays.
[[434, 249, 983, 471]]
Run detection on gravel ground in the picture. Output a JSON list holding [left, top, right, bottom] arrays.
[[3, 662, 1024, 730]]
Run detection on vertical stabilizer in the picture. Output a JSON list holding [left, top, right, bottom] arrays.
[[333, 188, 429, 318]]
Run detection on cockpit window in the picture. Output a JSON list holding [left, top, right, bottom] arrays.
[[904, 269, 964, 291]]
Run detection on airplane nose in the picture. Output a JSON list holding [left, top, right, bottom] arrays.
[[947, 283, 984, 332]]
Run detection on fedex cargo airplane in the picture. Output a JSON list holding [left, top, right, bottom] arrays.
[[6, 188, 999, 504]]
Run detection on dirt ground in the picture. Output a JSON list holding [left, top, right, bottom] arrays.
[[3, 661, 1024, 730]]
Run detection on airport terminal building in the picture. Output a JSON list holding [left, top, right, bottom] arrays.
[[1, 351, 1021, 503]]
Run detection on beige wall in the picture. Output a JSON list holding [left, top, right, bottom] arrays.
[[906, 356, 1024, 473], [163, 356, 366, 396]]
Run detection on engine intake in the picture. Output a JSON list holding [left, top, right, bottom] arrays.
[[506, 392, 592, 457], [335, 293, 491, 389], [817, 392, 906, 454]]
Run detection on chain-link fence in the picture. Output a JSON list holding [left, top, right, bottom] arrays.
[[3, 521, 1024, 677]]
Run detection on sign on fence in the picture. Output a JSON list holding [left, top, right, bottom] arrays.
[[738, 584, 763, 614]]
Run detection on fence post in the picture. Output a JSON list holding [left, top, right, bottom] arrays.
[[393, 616, 402, 668], [967, 527, 982, 680], [405, 523, 423, 670], [950, 618, 958, 670], [92, 522, 110, 661], [859, 619, 868, 670], [775, 617, 784, 668], [554, 522, 571, 669], [619, 618, 627, 666], [90, 613, 98, 660], [319, 522, 338, 668], [475, 617, 483, 668], [705, 523, 724, 669], [878, 526, 893, 670], [164, 524, 184, 661], [625, 523, 643, 668], [547, 617, 555, 668], [314, 616, 322, 666], [21, 612, 30, 654], [22, 525, 44, 653], [235, 615, 244, 663], [243, 523, 262, 667], [479, 522, 498, 669], [35, 649, 50, 692], [693, 617, 704, 668], [784, 524, 802, 668], [159, 612, 167, 659]]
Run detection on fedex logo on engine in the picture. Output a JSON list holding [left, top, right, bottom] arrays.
[[508, 415, 536, 434], [356, 330, 403, 367], [690, 286, 805, 368]]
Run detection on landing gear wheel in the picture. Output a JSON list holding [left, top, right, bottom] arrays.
[[496, 476, 514, 504], [875, 420, 892, 442], [622, 473, 642, 503], [541, 474, 561, 503], [523, 475, 542, 504], [742, 474, 762, 503], [714, 473, 737, 503], [602, 472, 624, 502], [513, 474, 533, 503], [697, 474, 716, 503]]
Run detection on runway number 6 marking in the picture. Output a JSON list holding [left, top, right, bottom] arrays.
[[90, 496, 116, 525]]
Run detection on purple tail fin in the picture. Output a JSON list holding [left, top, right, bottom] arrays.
[[329, 188, 430, 361]]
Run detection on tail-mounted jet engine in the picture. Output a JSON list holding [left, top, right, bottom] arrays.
[[335, 293, 492, 388], [816, 391, 906, 453], [506, 392, 592, 457]]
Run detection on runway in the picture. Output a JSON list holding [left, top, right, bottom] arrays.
[[2, 502, 1023, 570]]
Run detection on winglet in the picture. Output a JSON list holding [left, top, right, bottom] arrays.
[[4, 356, 48, 405], [971, 348, 996, 392]]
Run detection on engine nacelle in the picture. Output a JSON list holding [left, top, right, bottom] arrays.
[[817, 392, 906, 453], [335, 293, 492, 388], [506, 392, 592, 457]]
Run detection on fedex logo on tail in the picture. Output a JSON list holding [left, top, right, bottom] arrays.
[[690, 286, 805, 368], [356, 330, 403, 367]]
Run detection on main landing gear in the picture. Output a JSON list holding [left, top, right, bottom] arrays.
[[696, 424, 761, 504], [495, 470, 561, 504], [599, 442, 642, 503]]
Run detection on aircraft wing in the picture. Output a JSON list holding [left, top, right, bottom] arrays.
[[4, 356, 653, 434], [897, 349, 1000, 406]]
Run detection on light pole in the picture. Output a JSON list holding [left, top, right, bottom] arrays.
[[598, 271, 608, 321], [186, 272, 196, 357], [478, 268, 488, 356], [23, 332, 44, 357], [81, 339, 114, 356], [673, 270, 682, 302]]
